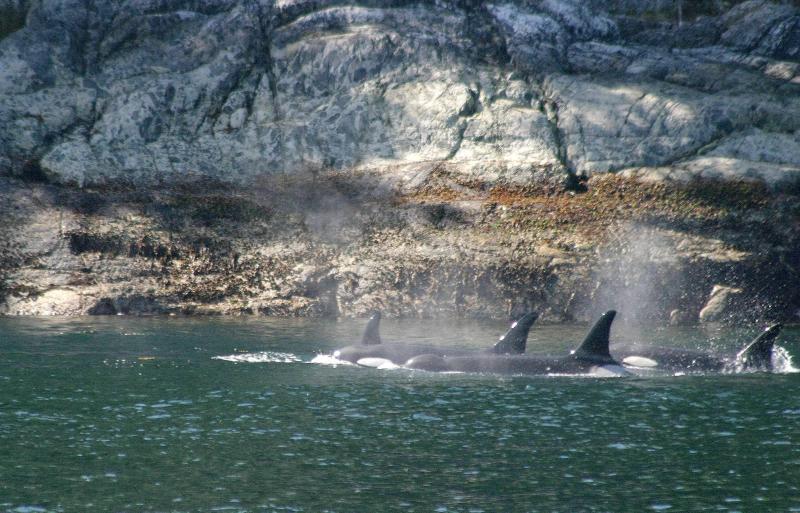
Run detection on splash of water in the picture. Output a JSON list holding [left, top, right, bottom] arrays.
[[546, 366, 629, 378], [772, 346, 799, 373], [309, 354, 355, 366], [212, 352, 301, 364], [728, 345, 798, 374]]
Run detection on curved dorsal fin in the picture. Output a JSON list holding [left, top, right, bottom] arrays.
[[572, 310, 616, 364], [736, 323, 782, 370], [488, 312, 538, 354], [360, 311, 382, 345]]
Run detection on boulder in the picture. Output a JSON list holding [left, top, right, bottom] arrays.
[[669, 309, 692, 326], [699, 285, 744, 323]]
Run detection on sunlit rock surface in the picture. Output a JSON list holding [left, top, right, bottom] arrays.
[[1, 0, 799, 320], [3, 0, 797, 187]]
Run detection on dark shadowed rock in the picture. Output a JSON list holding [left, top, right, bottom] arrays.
[[88, 297, 117, 315]]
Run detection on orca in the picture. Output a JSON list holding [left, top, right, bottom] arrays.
[[332, 311, 538, 365], [616, 323, 783, 373], [404, 310, 628, 376]]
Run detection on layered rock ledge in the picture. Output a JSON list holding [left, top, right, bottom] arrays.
[[1, 0, 799, 322]]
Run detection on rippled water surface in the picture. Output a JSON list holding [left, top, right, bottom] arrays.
[[1, 316, 799, 513]]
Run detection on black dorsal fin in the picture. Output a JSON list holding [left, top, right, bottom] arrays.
[[572, 310, 616, 364], [360, 311, 382, 345], [488, 312, 539, 354], [736, 323, 782, 370]]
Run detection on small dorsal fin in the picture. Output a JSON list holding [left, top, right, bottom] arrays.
[[360, 311, 382, 345], [488, 312, 538, 354], [572, 310, 616, 364], [736, 323, 782, 370]]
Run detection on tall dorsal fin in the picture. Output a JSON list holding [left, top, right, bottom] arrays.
[[360, 311, 382, 345], [488, 312, 538, 354], [572, 310, 616, 364], [736, 323, 782, 370]]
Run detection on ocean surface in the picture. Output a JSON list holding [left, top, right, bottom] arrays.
[[1, 315, 799, 513]]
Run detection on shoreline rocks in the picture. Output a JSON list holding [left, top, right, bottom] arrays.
[[1, 1, 800, 322], [1, 173, 797, 323]]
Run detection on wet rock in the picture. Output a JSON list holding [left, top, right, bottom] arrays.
[[88, 297, 116, 315], [669, 309, 692, 326], [699, 285, 744, 323], [114, 295, 166, 315]]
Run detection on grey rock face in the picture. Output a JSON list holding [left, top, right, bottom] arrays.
[[1, 1, 800, 321], [721, 0, 800, 59], [487, 1, 617, 72], [2, 0, 797, 189]]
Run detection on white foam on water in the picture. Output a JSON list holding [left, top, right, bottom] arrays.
[[12, 506, 47, 513], [650, 504, 673, 511], [773, 346, 799, 373], [547, 365, 630, 378], [309, 354, 355, 366], [607, 442, 634, 450], [592, 365, 631, 377], [729, 345, 798, 374], [212, 352, 301, 364], [401, 367, 465, 375]]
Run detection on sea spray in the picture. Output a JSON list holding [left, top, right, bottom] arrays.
[[590, 223, 706, 331], [213, 352, 302, 364]]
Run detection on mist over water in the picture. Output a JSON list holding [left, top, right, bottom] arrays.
[[592, 224, 709, 344], [594, 226, 665, 317], [1, 316, 799, 513]]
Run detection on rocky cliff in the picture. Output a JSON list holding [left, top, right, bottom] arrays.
[[1, 0, 799, 322]]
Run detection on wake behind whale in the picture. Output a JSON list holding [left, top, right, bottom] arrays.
[[213, 351, 303, 363]]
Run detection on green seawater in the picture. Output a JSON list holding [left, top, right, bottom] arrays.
[[1, 316, 799, 513]]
